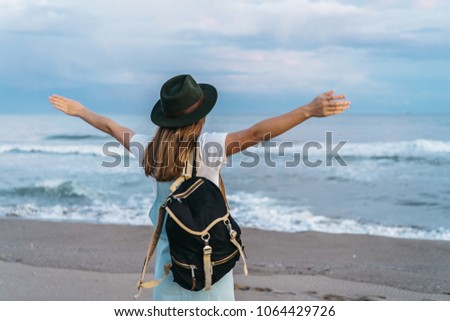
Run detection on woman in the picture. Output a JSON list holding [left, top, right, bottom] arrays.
[[48, 74, 350, 300]]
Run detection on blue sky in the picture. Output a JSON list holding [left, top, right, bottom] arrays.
[[0, 0, 449, 115]]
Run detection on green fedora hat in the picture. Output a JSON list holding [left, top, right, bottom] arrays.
[[151, 74, 218, 128]]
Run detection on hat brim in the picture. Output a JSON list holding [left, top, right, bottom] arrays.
[[150, 84, 217, 128]]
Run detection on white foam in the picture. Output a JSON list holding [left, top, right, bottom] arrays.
[[0, 144, 132, 157], [228, 191, 450, 241], [242, 139, 450, 159], [341, 139, 450, 158], [0, 144, 105, 156], [2, 139, 449, 162], [0, 196, 154, 226], [6, 180, 98, 200], [2, 191, 449, 241]]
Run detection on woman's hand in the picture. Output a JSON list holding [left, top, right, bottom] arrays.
[[303, 90, 350, 118], [48, 95, 85, 117]]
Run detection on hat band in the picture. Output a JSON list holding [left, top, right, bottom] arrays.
[[165, 94, 205, 117]]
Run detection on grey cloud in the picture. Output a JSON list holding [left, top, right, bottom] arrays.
[[0, 0, 449, 110]]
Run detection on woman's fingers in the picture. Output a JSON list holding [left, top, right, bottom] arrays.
[[328, 106, 349, 113], [48, 95, 71, 114], [328, 100, 350, 106], [49, 95, 67, 104], [49, 100, 66, 109], [49, 95, 73, 109], [48, 94, 84, 117], [326, 99, 350, 115], [329, 104, 350, 110], [329, 94, 346, 100], [49, 97, 61, 105], [325, 109, 346, 116], [49, 94, 70, 103], [307, 91, 349, 117]]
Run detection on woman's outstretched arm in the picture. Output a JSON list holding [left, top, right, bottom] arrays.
[[48, 95, 135, 150], [225, 90, 350, 156]]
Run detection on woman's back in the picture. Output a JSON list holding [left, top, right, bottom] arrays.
[[130, 131, 235, 300]]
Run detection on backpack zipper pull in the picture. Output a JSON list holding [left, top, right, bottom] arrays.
[[190, 265, 197, 291], [224, 219, 233, 233]]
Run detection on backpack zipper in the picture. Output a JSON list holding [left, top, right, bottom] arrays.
[[172, 178, 204, 199], [172, 250, 238, 270], [211, 250, 239, 266], [172, 256, 198, 290], [171, 249, 238, 290]]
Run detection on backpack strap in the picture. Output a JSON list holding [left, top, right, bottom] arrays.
[[184, 141, 199, 178], [192, 140, 199, 177], [219, 174, 229, 212], [169, 142, 199, 192], [229, 230, 248, 276], [134, 203, 170, 300], [219, 167, 248, 275]]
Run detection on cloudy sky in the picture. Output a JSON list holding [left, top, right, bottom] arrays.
[[0, 0, 449, 114]]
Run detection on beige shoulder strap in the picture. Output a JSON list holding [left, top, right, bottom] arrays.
[[170, 143, 198, 192], [134, 205, 167, 300], [219, 174, 248, 276], [219, 174, 229, 211]]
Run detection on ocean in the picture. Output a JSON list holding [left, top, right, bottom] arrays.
[[0, 113, 449, 241]]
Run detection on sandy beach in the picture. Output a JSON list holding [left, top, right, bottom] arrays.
[[0, 218, 449, 301]]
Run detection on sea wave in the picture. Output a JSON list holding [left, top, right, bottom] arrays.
[[0, 144, 121, 157], [2, 139, 449, 162], [45, 134, 108, 140], [0, 180, 94, 200], [0, 197, 151, 226], [0, 203, 143, 225], [228, 191, 450, 241], [2, 190, 448, 241], [263, 139, 450, 156], [341, 139, 450, 159], [239, 139, 450, 165]]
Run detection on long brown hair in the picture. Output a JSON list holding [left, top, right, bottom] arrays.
[[143, 118, 205, 181]]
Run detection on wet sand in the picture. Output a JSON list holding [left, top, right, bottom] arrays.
[[1, 218, 449, 301]]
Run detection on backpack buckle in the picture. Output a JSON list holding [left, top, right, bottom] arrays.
[[203, 245, 212, 255], [201, 233, 211, 245], [201, 234, 213, 265]]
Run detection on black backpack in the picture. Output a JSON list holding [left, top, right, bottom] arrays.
[[135, 142, 247, 298]]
